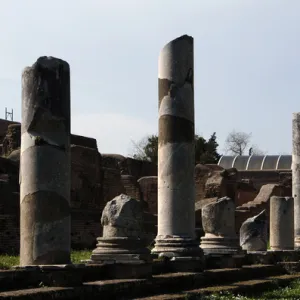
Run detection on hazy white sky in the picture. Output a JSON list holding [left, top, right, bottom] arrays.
[[0, 0, 299, 156]]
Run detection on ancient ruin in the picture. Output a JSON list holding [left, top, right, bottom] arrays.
[[270, 196, 294, 251], [89, 194, 151, 265], [20, 57, 71, 265], [0, 34, 300, 299], [293, 112, 300, 249], [201, 197, 241, 254], [151, 35, 201, 260], [240, 210, 268, 252]]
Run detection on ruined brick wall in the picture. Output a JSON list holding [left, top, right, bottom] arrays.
[[123, 157, 157, 178], [69, 136, 105, 249], [2, 124, 21, 157], [0, 119, 20, 144], [0, 165, 20, 254], [101, 155, 125, 207], [235, 181, 258, 207], [70, 144, 102, 210], [238, 170, 288, 190], [235, 183, 286, 233], [138, 176, 158, 214], [71, 209, 101, 250], [0, 214, 19, 254], [121, 175, 141, 200], [194, 164, 211, 202]]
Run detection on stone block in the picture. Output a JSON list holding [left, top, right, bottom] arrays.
[[240, 210, 268, 251], [90, 194, 151, 265], [201, 197, 242, 255]]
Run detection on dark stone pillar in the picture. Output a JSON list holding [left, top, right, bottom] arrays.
[[20, 56, 71, 265]]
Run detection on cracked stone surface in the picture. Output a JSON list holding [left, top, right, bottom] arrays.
[[20, 56, 71, 266], [270, 196, 294, 250], [293, 113, 300, 249], [240, 210, 268, 252], [91, 194, 151, 263], [152, 35, 201, 258], [200, 197, 241, 253]]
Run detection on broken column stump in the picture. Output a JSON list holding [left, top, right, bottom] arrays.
[[270, 196, 294, 251], [88, 194, 152, 278], [20, 56, 71, 265], [200, 197, 244, 268], [240, 210, 268, 252]]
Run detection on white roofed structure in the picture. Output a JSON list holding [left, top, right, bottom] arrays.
[[218, 155, 291, 171]]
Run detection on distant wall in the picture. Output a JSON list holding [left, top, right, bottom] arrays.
[[0, 124, 158, 253], [238, 170, 292, 191]]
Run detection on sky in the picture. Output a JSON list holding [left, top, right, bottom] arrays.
[[0, 0, 299, 156]]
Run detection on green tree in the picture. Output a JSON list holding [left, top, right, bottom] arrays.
[[131, 132, 220, 165], [197, 132, 221, 164]]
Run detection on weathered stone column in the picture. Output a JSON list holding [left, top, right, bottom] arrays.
[[20, 57, 71, 265], [270, 196, 294, 251], [152, 35, 200, 258], [293, 113, 300, 249]]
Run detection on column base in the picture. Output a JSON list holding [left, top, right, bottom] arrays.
[[90, 237, 151, 264], [295, 237, 300, 250], [151, 236, 202, 258], [200, 235, 242, 255]]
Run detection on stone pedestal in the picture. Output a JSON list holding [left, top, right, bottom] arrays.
[[292, 113, 300, 249], [151, 35, 201, 260], [90, 194, 151, 265], [200, 197, 242, 255], [270, 196, 294, 251], [91, 237, 151, 263], [240, 210, 268, 252], [20, 57, 71, 265], [200, 197, 244, 268]]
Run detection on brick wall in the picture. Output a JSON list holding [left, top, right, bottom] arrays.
[[138, 176, 158, 214]]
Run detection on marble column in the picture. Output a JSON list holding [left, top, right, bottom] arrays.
[[293, 113, 300, 249], [152, 35, 200, 257], [270, 196, 294, 251], [20, 56, 71, 265]]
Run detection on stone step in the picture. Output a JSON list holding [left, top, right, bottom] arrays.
[[0, 265, 287, 299], [132, 274, 300, 299]]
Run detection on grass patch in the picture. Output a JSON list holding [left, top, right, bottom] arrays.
[[71, 250, 92, 263], [193, 279, 300, 299], [0, 254, 19, 269], [0, 250, 92, 269]]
